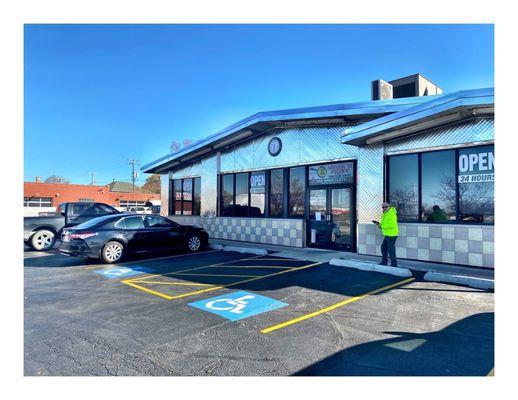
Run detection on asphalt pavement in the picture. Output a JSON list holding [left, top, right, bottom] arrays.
[[24, 246, 494, 376]]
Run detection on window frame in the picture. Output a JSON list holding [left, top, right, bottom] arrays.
[[24, 197, 53, 207], [386, 144, 494, 225], [171, 177, 201, 216]]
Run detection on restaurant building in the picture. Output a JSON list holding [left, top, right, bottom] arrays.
[[142, 75, 494, 268]]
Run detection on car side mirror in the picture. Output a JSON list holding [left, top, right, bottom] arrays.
[[61, 210, 66, 216]]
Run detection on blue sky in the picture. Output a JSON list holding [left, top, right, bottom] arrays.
[[24, 24, 494, 185]]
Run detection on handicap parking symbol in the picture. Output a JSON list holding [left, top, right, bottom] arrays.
[[188, 290, 287, 321], [94, 266, 152, 279]]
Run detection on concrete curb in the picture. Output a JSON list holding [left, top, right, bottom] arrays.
[[329, 258, 412, 277], [424, 271, 494, 290], [222, 245, 268, 256], [208, 243, 224, 250]]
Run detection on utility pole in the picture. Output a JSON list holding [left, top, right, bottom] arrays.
[[127, 159, 140, 194], [89, 171, 96, 185]]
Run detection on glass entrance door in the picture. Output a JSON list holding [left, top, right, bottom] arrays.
[[330, 188, 352, 249], [308, 187, 354, 251]]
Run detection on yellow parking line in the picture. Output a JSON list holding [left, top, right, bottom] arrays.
[[166, 261, 323, 300], [170, 273, 262, 278], [130, 280, 215, 287], [134, 255, 264, 281], [122, 280, 175, 300], [125, 261, 322, 301], [260, 277, 415, 334]]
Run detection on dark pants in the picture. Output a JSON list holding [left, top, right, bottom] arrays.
[[381, 236, 398, 266]]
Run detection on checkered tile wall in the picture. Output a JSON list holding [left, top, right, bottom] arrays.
[[168, 216, 305, 248], [358, 222, 494, 268]]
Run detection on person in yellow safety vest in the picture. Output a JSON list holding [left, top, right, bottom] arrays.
[[376, 202, 399, 267]]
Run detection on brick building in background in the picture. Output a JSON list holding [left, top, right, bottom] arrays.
[[24, 177, 160, 216]]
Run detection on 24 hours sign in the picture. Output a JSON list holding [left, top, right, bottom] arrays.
[[458, 145, 494, 184]]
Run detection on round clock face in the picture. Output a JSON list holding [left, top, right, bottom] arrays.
[[268, 137, 282, 157]]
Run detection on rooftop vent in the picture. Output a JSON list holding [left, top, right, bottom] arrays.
[[372, 74, 443, 100]]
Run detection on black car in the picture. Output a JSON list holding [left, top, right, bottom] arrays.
[[59, 213, 209, 263]]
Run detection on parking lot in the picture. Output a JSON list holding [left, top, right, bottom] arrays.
[[24, 246, 494, 376]]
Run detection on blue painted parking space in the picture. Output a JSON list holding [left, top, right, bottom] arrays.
[[94, 266, 153, 279], [188, 290, 288, 321]]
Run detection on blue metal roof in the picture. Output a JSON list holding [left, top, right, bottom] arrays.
[[341, 88, 494, 146], [141, 95, 438, 173]]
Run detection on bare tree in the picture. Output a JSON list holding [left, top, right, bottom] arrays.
[[45, 175, 70, 184], [390, 187, 418, 219], [430, 173, 494, 219], [170, 138, 193, 153]]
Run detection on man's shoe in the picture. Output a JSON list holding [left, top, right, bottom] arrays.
[[379, 262, 388, 266]]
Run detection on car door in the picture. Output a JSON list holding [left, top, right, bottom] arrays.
[[144, 215, 183, 251], [115, 215, 148, 253]]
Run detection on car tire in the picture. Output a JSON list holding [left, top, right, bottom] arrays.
[[101, 241, 125, 264], [30, 229, 56, 251], [186, 234, 202, 252]]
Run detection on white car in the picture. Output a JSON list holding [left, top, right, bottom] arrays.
[[125, 206, 152, 214]]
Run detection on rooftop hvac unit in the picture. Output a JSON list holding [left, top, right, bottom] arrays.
[[371, 79, 393, 101]]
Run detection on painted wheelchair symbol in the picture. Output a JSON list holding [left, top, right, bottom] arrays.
[[205, 295, 255, 314]]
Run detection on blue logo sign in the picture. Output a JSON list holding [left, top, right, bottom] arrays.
[[189, 290, 288, 321], [95, 266, 152, 279]]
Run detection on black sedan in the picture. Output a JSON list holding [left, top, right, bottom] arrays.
[[59, 213, 209, 263]]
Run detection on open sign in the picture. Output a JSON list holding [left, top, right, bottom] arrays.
[[459, 151, 494, 173], [458, 146, 494, 184]]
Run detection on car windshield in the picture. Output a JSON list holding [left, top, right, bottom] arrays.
[[72, 214, 119, 230]]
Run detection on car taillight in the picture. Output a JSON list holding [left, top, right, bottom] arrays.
[[69, 232, 97, 240]]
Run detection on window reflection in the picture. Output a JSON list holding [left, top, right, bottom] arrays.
[[458, 145, 494, 223], [289, 167, 306, 217], [389, 154, 419, 221], [421, 150, 456, 222], [270, 169, 284, 218]]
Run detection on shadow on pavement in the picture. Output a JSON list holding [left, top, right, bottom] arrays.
[[293, 312, 494, 376]]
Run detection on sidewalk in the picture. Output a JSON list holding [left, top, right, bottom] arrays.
[[209, 238, 494, 281]]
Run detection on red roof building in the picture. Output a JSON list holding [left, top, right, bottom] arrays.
[[24, 178, 160, 214]]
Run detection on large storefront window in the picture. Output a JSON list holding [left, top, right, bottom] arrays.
[[235, 173, 249, 216], [387, 144, 494, 224], [221, 174, 234, 216], [421, 150, 456, 221], [171, 178, 201, 216], [289, 167, 306, 217], [458, 145, 494, 223], [269, 169, 284, 217], [218, 162, 354, 219], [250, 171, 265, 217], [388, 154, 419, 221]]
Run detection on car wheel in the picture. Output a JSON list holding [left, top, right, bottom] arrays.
[[101, 241, 125, 263], [186, 234, 202, 252], [30, 229, 56, 251]]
